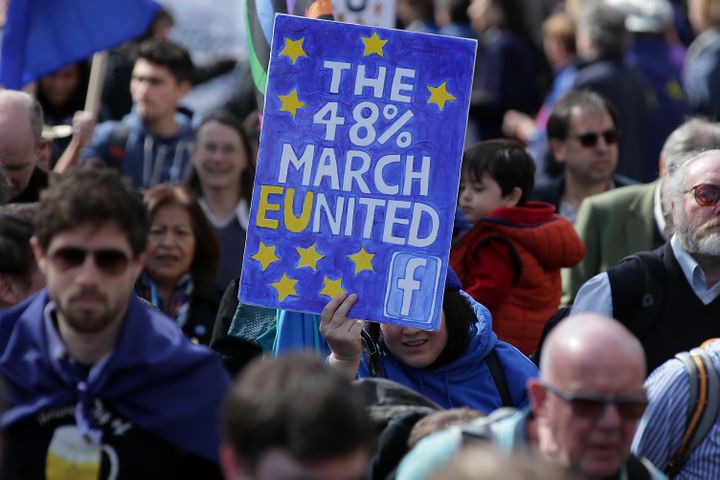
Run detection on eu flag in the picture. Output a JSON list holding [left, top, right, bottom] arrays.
[[0, 0, 162, 89]]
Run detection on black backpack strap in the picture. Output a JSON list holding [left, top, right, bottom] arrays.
[[664, 348, 719, 476], [607, 251, 666, 340], [625, 454, 653, 480], [106, 123, 130, 170], [486, 349, 513, 407]]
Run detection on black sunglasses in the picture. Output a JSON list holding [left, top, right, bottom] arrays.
[[573, 129, 620, 148], [543, 383, 647, 421], [686, 183, 720, 207], [48, 247, 131, 276]]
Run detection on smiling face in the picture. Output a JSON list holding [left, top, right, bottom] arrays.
[[191, 120, 250, 193], [145, 203, 196, 286], [380, 311, 448, 368]]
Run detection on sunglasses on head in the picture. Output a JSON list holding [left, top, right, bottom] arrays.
[[573, 129, 620, 148], [543, 383, 647, 421], [48, 247, 131, 276], [686, 184, 720, 207]]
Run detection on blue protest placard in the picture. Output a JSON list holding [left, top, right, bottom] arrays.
[[240, 15, 476, 330]]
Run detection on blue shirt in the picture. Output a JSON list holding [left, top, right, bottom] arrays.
[[572, 236, 720, 317], [632, 340, 720, 478]]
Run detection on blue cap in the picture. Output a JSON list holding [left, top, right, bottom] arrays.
[[445, 267, 462, 292]]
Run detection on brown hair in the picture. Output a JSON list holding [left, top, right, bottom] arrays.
[[542, 12, 576, 54], [143, 185, 219, 286]]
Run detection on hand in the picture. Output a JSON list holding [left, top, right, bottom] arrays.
[[319, 293, 365, 365], [502, 110, 536, 144], [71, 111, 96, 146]]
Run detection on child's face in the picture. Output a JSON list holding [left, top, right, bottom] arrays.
[[458, 172, 517, 224]]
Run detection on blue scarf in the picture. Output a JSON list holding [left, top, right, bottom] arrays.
[[0, 290, 230, 463]]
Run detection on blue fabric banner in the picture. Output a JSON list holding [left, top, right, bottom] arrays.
[[0, 0, 162, 89], [240, 15, 476, 330]]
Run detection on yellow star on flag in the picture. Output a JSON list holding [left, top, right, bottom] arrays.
[[278, 89, 305, 118], [279, 37, 307, 63], [361, 32, 387, 57], [251, 242, 280, 270], [297, 243, 324, 271], [348, 247, 375, 274], [320, 276, 346, 299], [427, 81, 456, 111], [271, 273, 298, 301]]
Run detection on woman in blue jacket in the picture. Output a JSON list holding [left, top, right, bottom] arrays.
[[320, 273, 538, 413]]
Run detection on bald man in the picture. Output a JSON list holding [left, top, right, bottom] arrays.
[[396, 314, 666, 480], [0, 90, 49, 203]]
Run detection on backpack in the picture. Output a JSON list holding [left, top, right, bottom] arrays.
[[106, 123, 130, 170], [663, 347, 720, 477]]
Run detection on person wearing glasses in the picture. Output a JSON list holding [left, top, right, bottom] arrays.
[[563, 118, 720, 306], [396, 313, 665, 480], [0, 166, 229, 478], [532, 90, 636, 224], [572, 150, 720, 373]]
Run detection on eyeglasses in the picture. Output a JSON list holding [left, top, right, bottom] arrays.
[[685, 184, 720, 207], [543, 384, 647, 421], [573, 129, 620, 148], [48, 247, 131, 276]]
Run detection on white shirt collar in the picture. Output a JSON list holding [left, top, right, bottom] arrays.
[[199, 198, 249, 230]]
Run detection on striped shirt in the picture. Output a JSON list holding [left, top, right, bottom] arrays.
[[631, 340, 720, 479]]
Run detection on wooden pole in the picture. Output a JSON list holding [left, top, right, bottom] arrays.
[[84, 50, 108, 113]]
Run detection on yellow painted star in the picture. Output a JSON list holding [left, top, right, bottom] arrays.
[[251, 242, 280, 270], [297, 243, 324, 271], [320, 276, 346, 299], [279, 37, 307, 63], [427, 81, 456, 111], [361, 32, 387, 57], [271, 273, 298, 302], [348, 247, 375, 274], [278, 89, 305, 118]]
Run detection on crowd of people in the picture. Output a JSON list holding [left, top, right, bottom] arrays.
[[1, 0, 720, 478]]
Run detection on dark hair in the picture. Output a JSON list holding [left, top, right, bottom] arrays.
[[0, 214, 36, 286], [143, 185, 219, 286], [36, 61, 90, 119], [547, 90, 618, 141], [366, 289, 477, 375], [494, 0, 533, 40], [222, 353, 374, 470], [462, 139, 535, 206], [542, 12, 576, 55], [186, 110, 255, 205], [34, 166, 148, 256], [436, 0, 470, 23], [135, 38, 194, 84]]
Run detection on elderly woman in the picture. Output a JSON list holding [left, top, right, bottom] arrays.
[[137, 185, 221, 344], [186, 111, 255, 292]]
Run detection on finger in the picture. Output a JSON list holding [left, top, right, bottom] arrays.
[[320, 292, 348, 327], [334, 293, 357, 319]]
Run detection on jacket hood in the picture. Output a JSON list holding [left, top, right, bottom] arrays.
[[121, 107, 194, 137], [480, 202, 585, 270]]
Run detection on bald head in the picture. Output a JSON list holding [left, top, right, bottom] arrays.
[[540, 314, 646, 384], [0, 90, 44, 200]]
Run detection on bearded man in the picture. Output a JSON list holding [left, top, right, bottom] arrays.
[[572, 149, 720, 373]]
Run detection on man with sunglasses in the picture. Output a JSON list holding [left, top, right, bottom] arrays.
[[396, 314, 665, 479], [0, 166, 229, 478], [533, 90, 636, 224], [572, 150, 720, 374]]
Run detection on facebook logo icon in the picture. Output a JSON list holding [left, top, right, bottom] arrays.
[[384, 253, 442, 325]]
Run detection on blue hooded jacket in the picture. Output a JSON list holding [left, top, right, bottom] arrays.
[[81, 109, 194, 189], [357, 293, 538, 413]]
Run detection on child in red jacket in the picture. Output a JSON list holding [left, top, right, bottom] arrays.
[[450, 140, 584, 355]]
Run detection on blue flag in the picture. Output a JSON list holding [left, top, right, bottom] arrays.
[[240, 15, 477, 330], [0, 0, 162, 89]]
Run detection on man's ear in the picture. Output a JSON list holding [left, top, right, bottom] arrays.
[[549, 138, 566, 164], [220, 443, 250, 480], [177, 80, 192, 98], [30, 236, 48, 276], [527, 378, 547, 416], [0, 274, 21, 307]]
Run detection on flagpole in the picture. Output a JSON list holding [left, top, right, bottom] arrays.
[[85, 50, 108, 113]]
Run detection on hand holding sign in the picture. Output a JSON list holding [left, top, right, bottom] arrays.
[[240, 15, 476, 330]]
